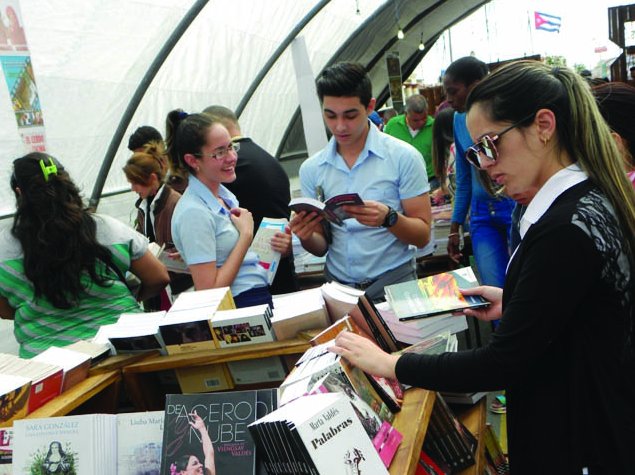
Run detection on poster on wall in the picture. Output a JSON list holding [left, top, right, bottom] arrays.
[[386, 52, 404, 114], [0, 0, 46, 152]]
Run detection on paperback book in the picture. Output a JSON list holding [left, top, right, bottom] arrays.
[[0, 429, 12, 475], [289, 193, 364, 226], [161, 390, 259, 475], [249, 392, 389, 474], [385, 267, 490, 321], [249, 217, 288, 285], [117, 411, 165, 475], [12, 413, 118, 475]]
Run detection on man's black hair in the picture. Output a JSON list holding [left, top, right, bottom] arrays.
[[316, 62, 372, 107], [128, 126, 163, 151], [444, 56, 489, 87]]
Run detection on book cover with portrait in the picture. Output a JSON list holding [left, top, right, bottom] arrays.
[[13, 414, 117, 474], [161, 390, 258, 475]]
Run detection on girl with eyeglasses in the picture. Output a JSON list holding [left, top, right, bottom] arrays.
[[330, 61, 635, 474], [123, 140, 194, 309], [0, 153, 169, 358], [166, 110, 289, 308]]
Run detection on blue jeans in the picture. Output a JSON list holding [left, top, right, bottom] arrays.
[[469, 199, 514, 288], [233, 286, 273, 308]]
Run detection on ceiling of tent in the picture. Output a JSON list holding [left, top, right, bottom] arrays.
[[0, 0, 489, 217]]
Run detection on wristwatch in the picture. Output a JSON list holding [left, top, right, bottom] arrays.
[[382, 206, 398, 228]]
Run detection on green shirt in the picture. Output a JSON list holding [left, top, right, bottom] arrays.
[[0, 214, 147, 358], [384, 114, 435, 179]]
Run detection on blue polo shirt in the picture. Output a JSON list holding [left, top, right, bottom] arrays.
[[171, 176, 268, 297], [299, 122, 429, 284]]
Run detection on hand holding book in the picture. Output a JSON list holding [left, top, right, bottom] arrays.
[[460, 286, 502, 321]]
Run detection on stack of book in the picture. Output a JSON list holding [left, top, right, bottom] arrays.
[[384, 267, 488, 321], [161, 287, 236, 393], [0, 428, 12, 474], [0, 374, 30, 426], [92, 310, 168, 354], [0, 353, 63, 414], [11, 411, 165, 475], [249, 392, 390, 474], [422, 394, 478, 473], [212, 304, 288, 385], [32, 346, 92, 392], [381, 267, 488, 344], [161, 389, 278, 475], [270, 288, 329, 340]]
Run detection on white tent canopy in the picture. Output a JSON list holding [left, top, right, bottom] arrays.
[[0, 0, 487, 220]]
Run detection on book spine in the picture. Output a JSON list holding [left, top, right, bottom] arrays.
[[433, 396, 475, 472], [436, 395, 476, 462], [362, 296, 401, 352]]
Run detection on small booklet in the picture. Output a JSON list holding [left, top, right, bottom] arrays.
[[385, 266, 490, 321], [148, 241, 189, 274], [249, 217, 288, 285], [289, 192, 364, 226]]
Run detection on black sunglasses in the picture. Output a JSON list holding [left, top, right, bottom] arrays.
[[465, 114, 535, 169]]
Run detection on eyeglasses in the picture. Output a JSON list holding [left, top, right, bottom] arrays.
[[465, 114, 534, 169], [195, 142, 240, 161]]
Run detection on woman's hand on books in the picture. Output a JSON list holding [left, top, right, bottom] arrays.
[[329, 331, 399, 379], [270, 227, 292, 257], [460, 286, 503, 321]]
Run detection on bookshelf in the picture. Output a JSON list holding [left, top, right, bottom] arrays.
[[122, 337, 312, 410]]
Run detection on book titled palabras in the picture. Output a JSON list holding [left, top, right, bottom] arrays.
[[385, 267, 490, 321], [249, 392, 389, 474], [289, 193, 364, 226], [161, 390, 258, 475]]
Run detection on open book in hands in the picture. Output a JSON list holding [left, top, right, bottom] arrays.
[[289, 192, 364, 226]]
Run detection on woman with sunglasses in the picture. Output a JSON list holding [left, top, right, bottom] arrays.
[[0, 153, 169, 358], [330, 61, 635, 473], [166, 110, 288, 308]]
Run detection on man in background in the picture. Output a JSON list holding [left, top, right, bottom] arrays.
[[203, 105, 298, 294], [127, 125, 163, 153], [384, 94, 436, 189]]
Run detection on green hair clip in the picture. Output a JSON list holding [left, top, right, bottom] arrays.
[[39, 157, 58, 182]]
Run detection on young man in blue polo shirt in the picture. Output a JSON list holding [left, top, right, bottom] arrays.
[[289, 62, 431, 301]]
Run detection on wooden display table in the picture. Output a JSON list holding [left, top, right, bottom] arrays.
[[389, 388, 436, 475], [122, 337, 312, 410], [387, 390, 487, 475]]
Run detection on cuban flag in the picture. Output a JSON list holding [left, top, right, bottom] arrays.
[[534, 11, 562, 33]]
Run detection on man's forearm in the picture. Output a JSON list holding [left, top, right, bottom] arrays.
[[300, 232, 328, 257], [389, 214, 430, 248]]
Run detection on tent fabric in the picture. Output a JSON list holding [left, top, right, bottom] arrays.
[[0, 0, 487, 219]]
